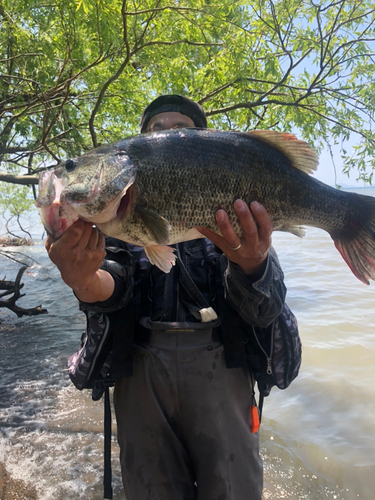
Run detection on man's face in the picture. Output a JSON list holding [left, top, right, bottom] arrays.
[[144, 111, 195, 132]]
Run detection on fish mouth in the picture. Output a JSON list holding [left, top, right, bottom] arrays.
[[37, 199, 80, 240]]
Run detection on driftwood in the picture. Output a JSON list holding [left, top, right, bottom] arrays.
[[0, 266, 48, 317]]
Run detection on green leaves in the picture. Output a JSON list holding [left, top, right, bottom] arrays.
[[0, 182, 35, 217], [74, 0, 92, 14], [0, 0, 375, 207]]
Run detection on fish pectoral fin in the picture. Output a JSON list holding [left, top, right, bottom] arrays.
[[144, 245, 176, 273], [277, 224, 306, 238], [135, 206, 171, 245], [246, 130, 319, 174]]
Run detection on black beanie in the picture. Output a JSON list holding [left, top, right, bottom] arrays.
[[140, 95, 207, 132]]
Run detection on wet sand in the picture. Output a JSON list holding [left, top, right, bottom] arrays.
[[0, 463, 38, 500]]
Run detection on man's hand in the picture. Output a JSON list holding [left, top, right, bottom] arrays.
[[197, 199, 273, 277], [45, 219, 115, 302]]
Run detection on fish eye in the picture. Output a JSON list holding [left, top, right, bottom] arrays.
[[65, 159, 76, 172]]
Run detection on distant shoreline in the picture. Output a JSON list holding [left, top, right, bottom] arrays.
[[0, 237, 32, 247]]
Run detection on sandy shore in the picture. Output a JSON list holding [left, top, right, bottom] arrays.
[[0, 463, 38, 500]]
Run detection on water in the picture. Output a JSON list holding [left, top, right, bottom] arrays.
[[1, 189, 375, 499]]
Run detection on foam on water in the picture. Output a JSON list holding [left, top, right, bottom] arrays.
[[1, 193, 375, 499], [0, 237, 125, 499]]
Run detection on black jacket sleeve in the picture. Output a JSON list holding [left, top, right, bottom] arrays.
[[223, 246, 286, 328]]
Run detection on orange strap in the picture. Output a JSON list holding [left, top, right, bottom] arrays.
[[250, 405, 260, 433]]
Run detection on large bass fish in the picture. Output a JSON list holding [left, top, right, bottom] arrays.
[[35, 129, 375, 284]]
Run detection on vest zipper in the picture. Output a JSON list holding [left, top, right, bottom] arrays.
[[252, 323, 275, 375]]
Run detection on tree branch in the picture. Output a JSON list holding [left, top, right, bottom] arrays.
[[88, 1, 132, 147], [137, 39, 222, 50], [0, 266, 48, 317], [0, 172, 39, 185]]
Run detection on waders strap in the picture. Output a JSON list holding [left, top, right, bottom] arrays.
[[258, 391, 264, 423], [103, 384, 113, 499], [176, 245, 218, 322]]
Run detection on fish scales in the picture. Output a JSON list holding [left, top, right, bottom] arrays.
[[35, 128, 375, 283], [125, 130, 348, 235]]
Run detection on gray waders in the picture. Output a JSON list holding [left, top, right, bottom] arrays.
[[114, 322, 263, 500]]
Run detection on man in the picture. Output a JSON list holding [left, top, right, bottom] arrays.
[[47, 95, 292, 499]]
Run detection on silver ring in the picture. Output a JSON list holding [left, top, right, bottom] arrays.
[[230, 243, 242, 251]]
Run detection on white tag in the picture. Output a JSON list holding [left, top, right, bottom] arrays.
[[199, 307, 218, 323]]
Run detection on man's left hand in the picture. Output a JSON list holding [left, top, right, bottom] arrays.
[[197, 199, 273, 277]]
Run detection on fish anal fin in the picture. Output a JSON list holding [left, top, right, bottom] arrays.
[[135, 206, 171, 245], [145, 245, 176, 273], [246, 130, 319, 175], [277, 224, 306, 238]]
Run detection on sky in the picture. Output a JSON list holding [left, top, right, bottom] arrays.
[[312, 148, 354, 187], [309, 142, 370, 189]]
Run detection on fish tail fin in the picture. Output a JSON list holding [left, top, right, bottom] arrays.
[[332, 194, 375, 285]]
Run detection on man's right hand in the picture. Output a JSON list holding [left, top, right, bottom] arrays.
[[45, 219, 115, 303]]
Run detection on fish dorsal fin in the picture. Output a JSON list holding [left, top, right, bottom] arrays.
[[246, 130, 319, 174]]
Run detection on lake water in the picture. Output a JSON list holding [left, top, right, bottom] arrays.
[[0, 188, 374, 499]]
